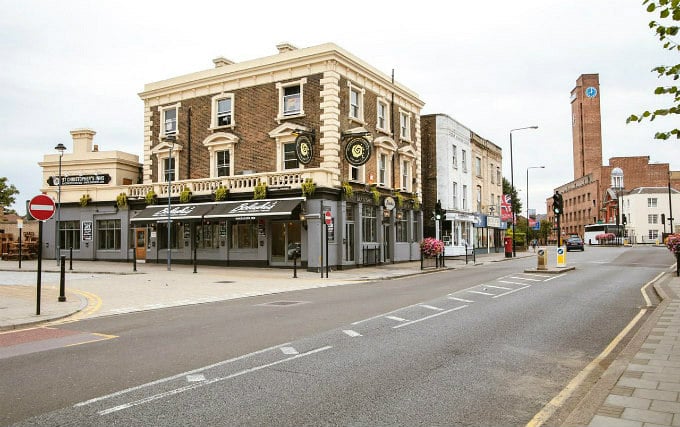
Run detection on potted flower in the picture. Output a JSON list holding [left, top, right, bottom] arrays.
[[341, 181, 353, 199], [301, 178, 316, 197], [145, 190, 157, 205], [666, 234, 680, 276], [420, 237, 444, 258]]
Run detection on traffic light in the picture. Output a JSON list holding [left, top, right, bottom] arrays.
[[552, 192, 563, 215], [662, 213, 666, 224], [622, 214, 627, 225]]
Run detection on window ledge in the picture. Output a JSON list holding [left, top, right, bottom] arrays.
[[349, 117, 366, 126], [210, 124, 235, 131], [277, 112, 305, 123]]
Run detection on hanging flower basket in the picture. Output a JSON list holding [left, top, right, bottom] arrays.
[[665, 234, 680, 276], [420, 237, 444, 257]]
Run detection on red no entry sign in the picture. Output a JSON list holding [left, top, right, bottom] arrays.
[[29, 194, 56, 221], [324, 210, 332, 225]]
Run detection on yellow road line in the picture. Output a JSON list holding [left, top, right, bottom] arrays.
[[526, 273, 663, 427], [65, 332, 118, 347], [51, 288, 103, 324]]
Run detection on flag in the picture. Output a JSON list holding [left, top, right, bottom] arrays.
[[501, 194, 513, 222]]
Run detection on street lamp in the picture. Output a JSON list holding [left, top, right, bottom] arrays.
[[509, 126, 538, 257], [611, 167, 624, 246], [526, 165, 545, 243], [164, 135, 176, 271], [54, 143, 66, 265]]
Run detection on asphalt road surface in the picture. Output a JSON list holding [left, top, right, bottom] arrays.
[[1, 246, 674, 426]]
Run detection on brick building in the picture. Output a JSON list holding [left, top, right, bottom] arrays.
[[129, 43, 425, 268], [546, 74, 680, 241]]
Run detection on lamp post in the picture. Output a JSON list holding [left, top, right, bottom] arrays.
[[526, 165, 545, 244], [164, 135, 176, 271], [509, 126, 538, 257], [54, 143, 66, 265]]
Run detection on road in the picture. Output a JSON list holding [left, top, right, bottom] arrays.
[[1, 246, 673, 426]]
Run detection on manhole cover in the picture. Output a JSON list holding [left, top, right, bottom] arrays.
[[257, 301, 308, 307], [213, 281, 234, 284]]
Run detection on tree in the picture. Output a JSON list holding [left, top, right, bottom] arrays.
[[502, 177, 522, 215], [539, 219, 553, 244], [0, 177, 19, 210], [626, 0, 680, 140]]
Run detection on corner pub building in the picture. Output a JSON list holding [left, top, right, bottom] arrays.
[[38, 43, 425, 270]]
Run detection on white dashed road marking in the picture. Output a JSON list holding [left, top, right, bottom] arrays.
[[280, 347, 299, 355], [448, 296, 474, 303], [385, 316, 409, 322], [485, 284, 512, 291], [393, 306, 469, 329], [343, 330, 362, 337], [468, 290, 495, 296], [186, 374, 205, 382], [419, 304, 444, 311]]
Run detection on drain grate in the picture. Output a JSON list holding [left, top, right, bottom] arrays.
[[257, 301, 308, 307]]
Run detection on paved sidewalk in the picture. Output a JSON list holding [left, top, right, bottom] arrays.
[[585, 274, 680, 427], [0, 250, 516, 331]]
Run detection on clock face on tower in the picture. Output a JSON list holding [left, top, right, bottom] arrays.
[[585, 86, 597, 98]]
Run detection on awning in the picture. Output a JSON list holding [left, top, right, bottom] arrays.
[[130, 203, 216, 223], [204, 197, 304, 220]]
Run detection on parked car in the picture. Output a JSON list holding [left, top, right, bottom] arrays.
[[566, 236, 585, 251]]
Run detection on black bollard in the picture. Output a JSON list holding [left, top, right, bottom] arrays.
[[58, 255, 66, 302], [293, 254, 298, 278], [133, 246, 137, 272], [69, 247, 73, 271], [465, 244, 468, 264]]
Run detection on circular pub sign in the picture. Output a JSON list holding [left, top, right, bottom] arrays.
[[295, 135, 314, 165], [344, 137, 371, 166]]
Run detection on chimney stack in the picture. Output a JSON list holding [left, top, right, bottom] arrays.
[[70, 128, 96, 154]]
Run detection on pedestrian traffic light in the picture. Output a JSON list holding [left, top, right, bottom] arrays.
[[552, 191, 563, 215], [662, 213, 666, 224]]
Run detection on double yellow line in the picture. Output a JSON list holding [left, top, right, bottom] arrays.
[[52, 288, 103, 325]]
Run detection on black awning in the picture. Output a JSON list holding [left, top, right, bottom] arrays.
[[204, 198, 304, 220], [130, 203, 216, 223]]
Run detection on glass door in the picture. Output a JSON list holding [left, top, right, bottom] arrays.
[[345, 222, 354, 262], [270, 220, 302, 265], [135, 228, 147, 260]]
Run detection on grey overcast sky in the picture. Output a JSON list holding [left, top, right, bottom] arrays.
[[1, 0, 677, 215]]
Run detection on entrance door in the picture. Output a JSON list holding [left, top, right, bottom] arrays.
[[135, 228, 147, 260], [270, 220, 302, 265], [345, 223, 355, 262]]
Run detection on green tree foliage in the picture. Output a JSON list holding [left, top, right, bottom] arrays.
[[502, 177, 522, 215], [539, 219, 553, 243], [0, 177, 19, 209], [627, 0, 680, 140]]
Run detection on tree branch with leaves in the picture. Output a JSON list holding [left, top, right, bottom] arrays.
[[627, 0, 680, 140]]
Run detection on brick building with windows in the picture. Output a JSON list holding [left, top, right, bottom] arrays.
[[128, 42, 425, 269], [546, 74, 680, 242]]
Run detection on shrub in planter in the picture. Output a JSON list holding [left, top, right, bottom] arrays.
[[116, 192, 128, 208], [145, 190, 157, 205], [301, 178, 316, 197], [79, 194, 92, 207], [370, 187, 380, 204], [253, 182, 267, 200], [214, 185, 228, 201], [179, 187, 192, 203], [341, 181, 353, 198]]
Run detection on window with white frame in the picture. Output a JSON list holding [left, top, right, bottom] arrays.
[[283, 142, 299, 170], [649, 214, 659, 224], [160, 104, 179, 138], [401, 160, 411, 191], [476, 185, 482, 212], [475, 157, 482, 177], [462, 185, 468, 210], [377, 100, 388, 131], [490, 163, 495, 184], [452, 182, 458, 210], [649, 229, 659, 240], [163, 157, 176, 182], [462, 150, 468, 173], [648, 198, 658, 207], [399, 110, 411, 140], [216, 150, 230, 177], [378, 153, 388, 186], [349, 86, 363, 120], [211, 94, 234, 128], [349, 164, 363, 182], [452, 145, 457, 169], [276, 78, 306, 120]]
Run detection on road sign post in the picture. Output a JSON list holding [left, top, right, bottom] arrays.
[[29, 195, 56, 315], [556, 246, 566, 268]]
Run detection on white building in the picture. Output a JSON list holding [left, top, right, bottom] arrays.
[[621, 187, 680, 244], [421, 114, 474, 256]]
